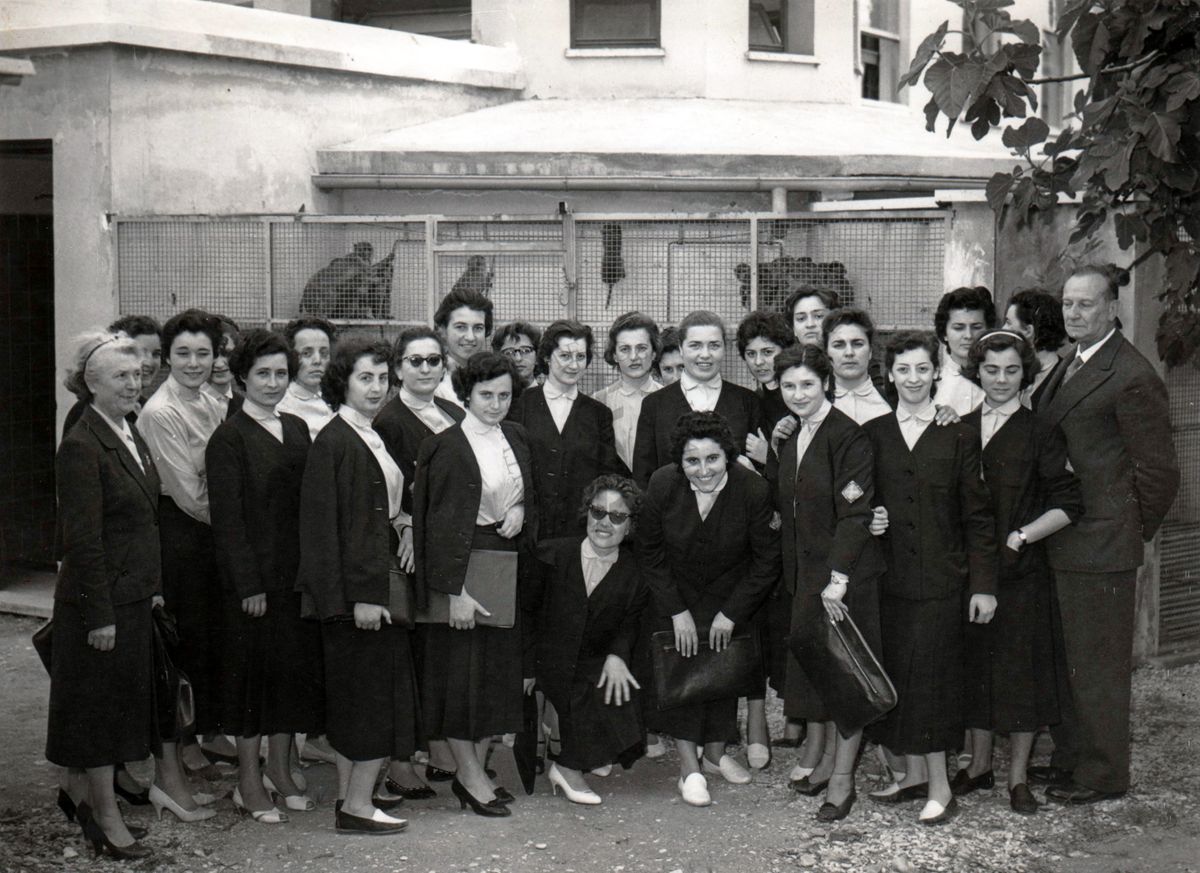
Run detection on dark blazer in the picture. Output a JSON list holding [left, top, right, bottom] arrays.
[[206, 411, 311, 600], [63, 397, 138, 441], [374, 394, 464, 514], [509, 387, 624, 538], [528, 537, 647, 701], [863, 413, 997, 601], [766, 407, 884, 595], [413, 421, 539, 600], [296, 415, 397, 620], [963, 405, 1084, 583], [637, 462, 780, 627], [55, 406, 162, 629], [632, 380, 760, 486], [1035, 332, 1179, 572], [759, 384, 789, 437]]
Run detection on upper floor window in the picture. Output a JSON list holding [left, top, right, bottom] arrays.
[[860, 0, 900, 101], [749, 1, 814, 56], [571, 0, 661, 49], [338, 0, 472, 40]]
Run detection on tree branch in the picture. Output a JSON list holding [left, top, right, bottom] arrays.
[[1028, 50, 1160, 85]]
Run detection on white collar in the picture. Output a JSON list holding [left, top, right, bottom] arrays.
[[896, 402, 936, 424], [616, 376, 660, 397], [543, 379, 579, 402], [942, 355, 966, 377], [689, 470, 729, 495], [834, 379, 876, 398], [242, 397, 280, 422], [680, 371, 721, 393], [1076, 327, 1117, 364], [338, 405, 376, 432], [399, 385, 437, 410], [91, 403, 132, 439], [289, 381, 321, 402], [166, 371, 203, 402], [801, 399, 833, 429], [463, 409, 499, 435], [982, 396, 1021, 417], [581, 538, 619, 565]]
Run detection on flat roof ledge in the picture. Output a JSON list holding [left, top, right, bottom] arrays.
[[0, 0, 524, 91]]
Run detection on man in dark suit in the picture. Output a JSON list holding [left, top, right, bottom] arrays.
[[1034, 264, 1179, 804]]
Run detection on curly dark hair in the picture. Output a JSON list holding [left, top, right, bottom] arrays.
[[736, 311, 794, 357], [162, 309, 223, 360], [934, 286, 996, 343], [964, 329, 1041, 390], [782, 285, 839, 320], [492, 321, 542, 353], [451, 351, 522, 405], [321, 338, 390, 410], [821, 307, 876, 350], [1006, 289, 1066, 353], [537, 319, 594, 371], [579, 473, 644, 535], [772, 344, 835, 400], [284, 316, 337, 347], [391, 325, 446, 389], [604, 311, 661, 368], [884, 331, 942, 402], [228, 329, 297, 388], [109, 314, 162, 342], [669, 411, 740, 469], [434, 288, 494, 335]]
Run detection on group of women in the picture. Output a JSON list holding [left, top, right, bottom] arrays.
[[46, 280, 1081, 859]]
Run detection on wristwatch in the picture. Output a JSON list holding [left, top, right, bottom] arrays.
[[1015, 529, 1028, 547]]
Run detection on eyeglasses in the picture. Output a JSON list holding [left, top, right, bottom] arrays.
[[502, 346, 535, 358], [588, 505, 631, 524], [403, 354, 444, 369], [553, 351, 589, 366]]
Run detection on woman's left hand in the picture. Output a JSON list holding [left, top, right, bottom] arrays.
[[821, 577, 849, 622], [1005, 530, 1026, 553], [354, 602, 392, 631], [745, 429, 769, 466], [523, 677, 536, 696], [397, 526, 416, 573], [151, 595, 165, 609], [497, 504, 525, 539], [933, 405, 961, 426], [87, 624, 116, 652], [597, 654, 641, 705], [969, 593, 998, 624], [708, 612, 735, 652], [242, 593, 267, 618]]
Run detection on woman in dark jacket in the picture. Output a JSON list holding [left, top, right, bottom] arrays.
[[957, 330, 1083, 814], [207, 329, 322, 823], [413, 352, 538, 818], [766, 346, 885, 822], [529, 474, 647, 805], [296, 339, 417, 836], [637, 411, 780, 807]]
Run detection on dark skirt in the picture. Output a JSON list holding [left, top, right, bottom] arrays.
[[870, 592, 963, 755], [545, 659, 644, 772], [784, 573, 882, 723], [963, 573, 1061, 733], [323, 621, 419, 761], [221, 590, 324, 738], [763, 585, 793, 698], [159, 496, 223, 735], [46, 598, 158, 768], [420, 530, 523, 741]]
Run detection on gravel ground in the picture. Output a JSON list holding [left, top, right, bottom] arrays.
[[1, 613, 1197, 873]]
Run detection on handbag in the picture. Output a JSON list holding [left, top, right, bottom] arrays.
[[788, 609, 897, 737], [32, 619, 53, 675], [387, 556, 415, 629], [151, 605, 195, 738], [650, 629, 764, 711]]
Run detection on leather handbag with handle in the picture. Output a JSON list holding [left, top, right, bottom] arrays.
[[650, 628, 764, 711]]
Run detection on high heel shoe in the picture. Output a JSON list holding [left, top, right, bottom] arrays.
[[57, 788, 78, 823], [75, 803, 147, 840], [233, 787, 288, 824], [148, 784, 216, 823], [384, 777, 436, 800], [547, 763, 601, 805], [425, 764, 455, 782], [542, 722, 562, 759], [113, 769, 150, 806], [791, 775, 829, 796], [263, 774, 315, 811], [492, 787, 515, 805], [80, 811, 154, 861], [450, 778, 511, 817]]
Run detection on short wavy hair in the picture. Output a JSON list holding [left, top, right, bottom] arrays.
[[884, 330, 942, 402], [434, 288, 494, 335], [772, 344, 835, 400], [964, 329, 1041, 390], [321, 338, 391, 410], [677, 310, 727, 344], [109, 314, 162, 342], [162, 309, 223, 359], [63, 331, 140, 402], [1007, 289, 1067, 352], [736, 311, 794, 357], [537, 319, 594, 371], [579, 473, 644, 535], [284, 316, 337, 347], [604, 311, 661, 367], [391, 325, 446, 387], [782, 285, 839, 319], [1068, 263, 1128, 301], [821, 307, 876, 350], [492, 321, 542, 354], [934, 286, 996, 343], [451, 351, 522, 405], [228, 329, 297, 388], [669, 411, 740, 469]]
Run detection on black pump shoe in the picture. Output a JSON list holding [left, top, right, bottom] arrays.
[[113, 774, 150, 806], [383, 777, 436, 800], [450, 779, 511, 818], [425, 764, 455, 782], [80, 811, 154, 861], [816, 788, 857, 822]]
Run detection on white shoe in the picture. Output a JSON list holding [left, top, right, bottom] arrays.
[[263, 775, 316, 812], [191, 791, 217, 807], [590, 764, 613, 777], [678, 773, 711, 807], [919, 797, 959, 825], [645, 737, 667, 759], [747, 743, 770, 770], [299, 735, 337, 765], [702, 754, 752, 785], [548, 763, 601, 805], [788, 764, 814, 782], [232, 787, 288, 824]]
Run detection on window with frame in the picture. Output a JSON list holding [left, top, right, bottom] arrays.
[[571, 0, 661, 49], [860, 0, 900, 101], [337, 0, 472, 40], [1039, 28, 1071, 127], [749, 1, 814, 56]]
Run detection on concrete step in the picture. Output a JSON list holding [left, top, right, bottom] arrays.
[[0, 569, 55, 619]]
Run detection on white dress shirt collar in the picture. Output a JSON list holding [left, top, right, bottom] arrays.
[[896, 402, 937, 424], [463, 409, 498, 435], [288, 381, 320, 402], [399, 385, 437, 409], [1076, 327, 1117, 364]]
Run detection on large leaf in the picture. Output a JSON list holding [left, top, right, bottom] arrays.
[[1100, 139, 1135, 191], [1055, 0, 1090, 40], [1007, 19, 1040, 45], [985, 170, 1018, 214], [1165, 71, 1200, 112], [901, 20, 949, 90], [923, 96, 940, 133], [1001, 117, 1050, 150], [1138, 111, 1183, 162], [924, 54, 987, 118], [1071, 13, 1107, 76]]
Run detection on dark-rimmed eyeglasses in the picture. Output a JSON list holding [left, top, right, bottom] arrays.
[[502, 346, 536, 358], [403, 354, 444, 369], [588, 505, 631, 524]]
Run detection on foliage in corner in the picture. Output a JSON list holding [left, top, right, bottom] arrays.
[[904, 0, 1200, 367]]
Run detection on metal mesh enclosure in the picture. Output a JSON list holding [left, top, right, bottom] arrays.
[[1160, 363, 1200, 654]]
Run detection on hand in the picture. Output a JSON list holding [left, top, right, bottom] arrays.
[[397, 526, 415, 574], [87, 624, 116, 652], [449, 590, 490, 630], [241, 593, 267, 618], [869, 506, 889, 536], [745, 429, 768, 466], [1005, 530, 1026, 553], [969, 593, 997, 624], [735, 454, 757, 471], [597, 654, 641, 706], [672, 610, 698, 658], [771, 415, 798, 447], [821, 578, 849, 622], [708, 611, 735, 653], [354, 602, 391, 631], [151, 595, 165, 609], [933, 405, 961, 426], [497, 504, 525, 539], [523, 677, 536, 696]]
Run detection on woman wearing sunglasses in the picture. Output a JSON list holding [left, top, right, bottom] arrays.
[[374, 327, 466, 799], [527, 474, 648, 805]]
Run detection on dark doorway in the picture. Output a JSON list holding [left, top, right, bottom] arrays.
[[0, 139, 56, 575]]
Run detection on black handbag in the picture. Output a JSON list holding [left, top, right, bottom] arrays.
[[387, 557, 415, 629], [650, 629, 764, 711], [788, 609, 897, 737], [151, 605, 195, 738], [32, 619, 53, 675]]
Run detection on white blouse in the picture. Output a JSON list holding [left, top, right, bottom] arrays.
[[242, 397, 284, 443], [138, 373, 225, 524], [580, 539, 618, 597], [339, 406, 410, 527], [400, 386, 456, 435], [276, 382, 334, 442], [461, 411, 524, 526]]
